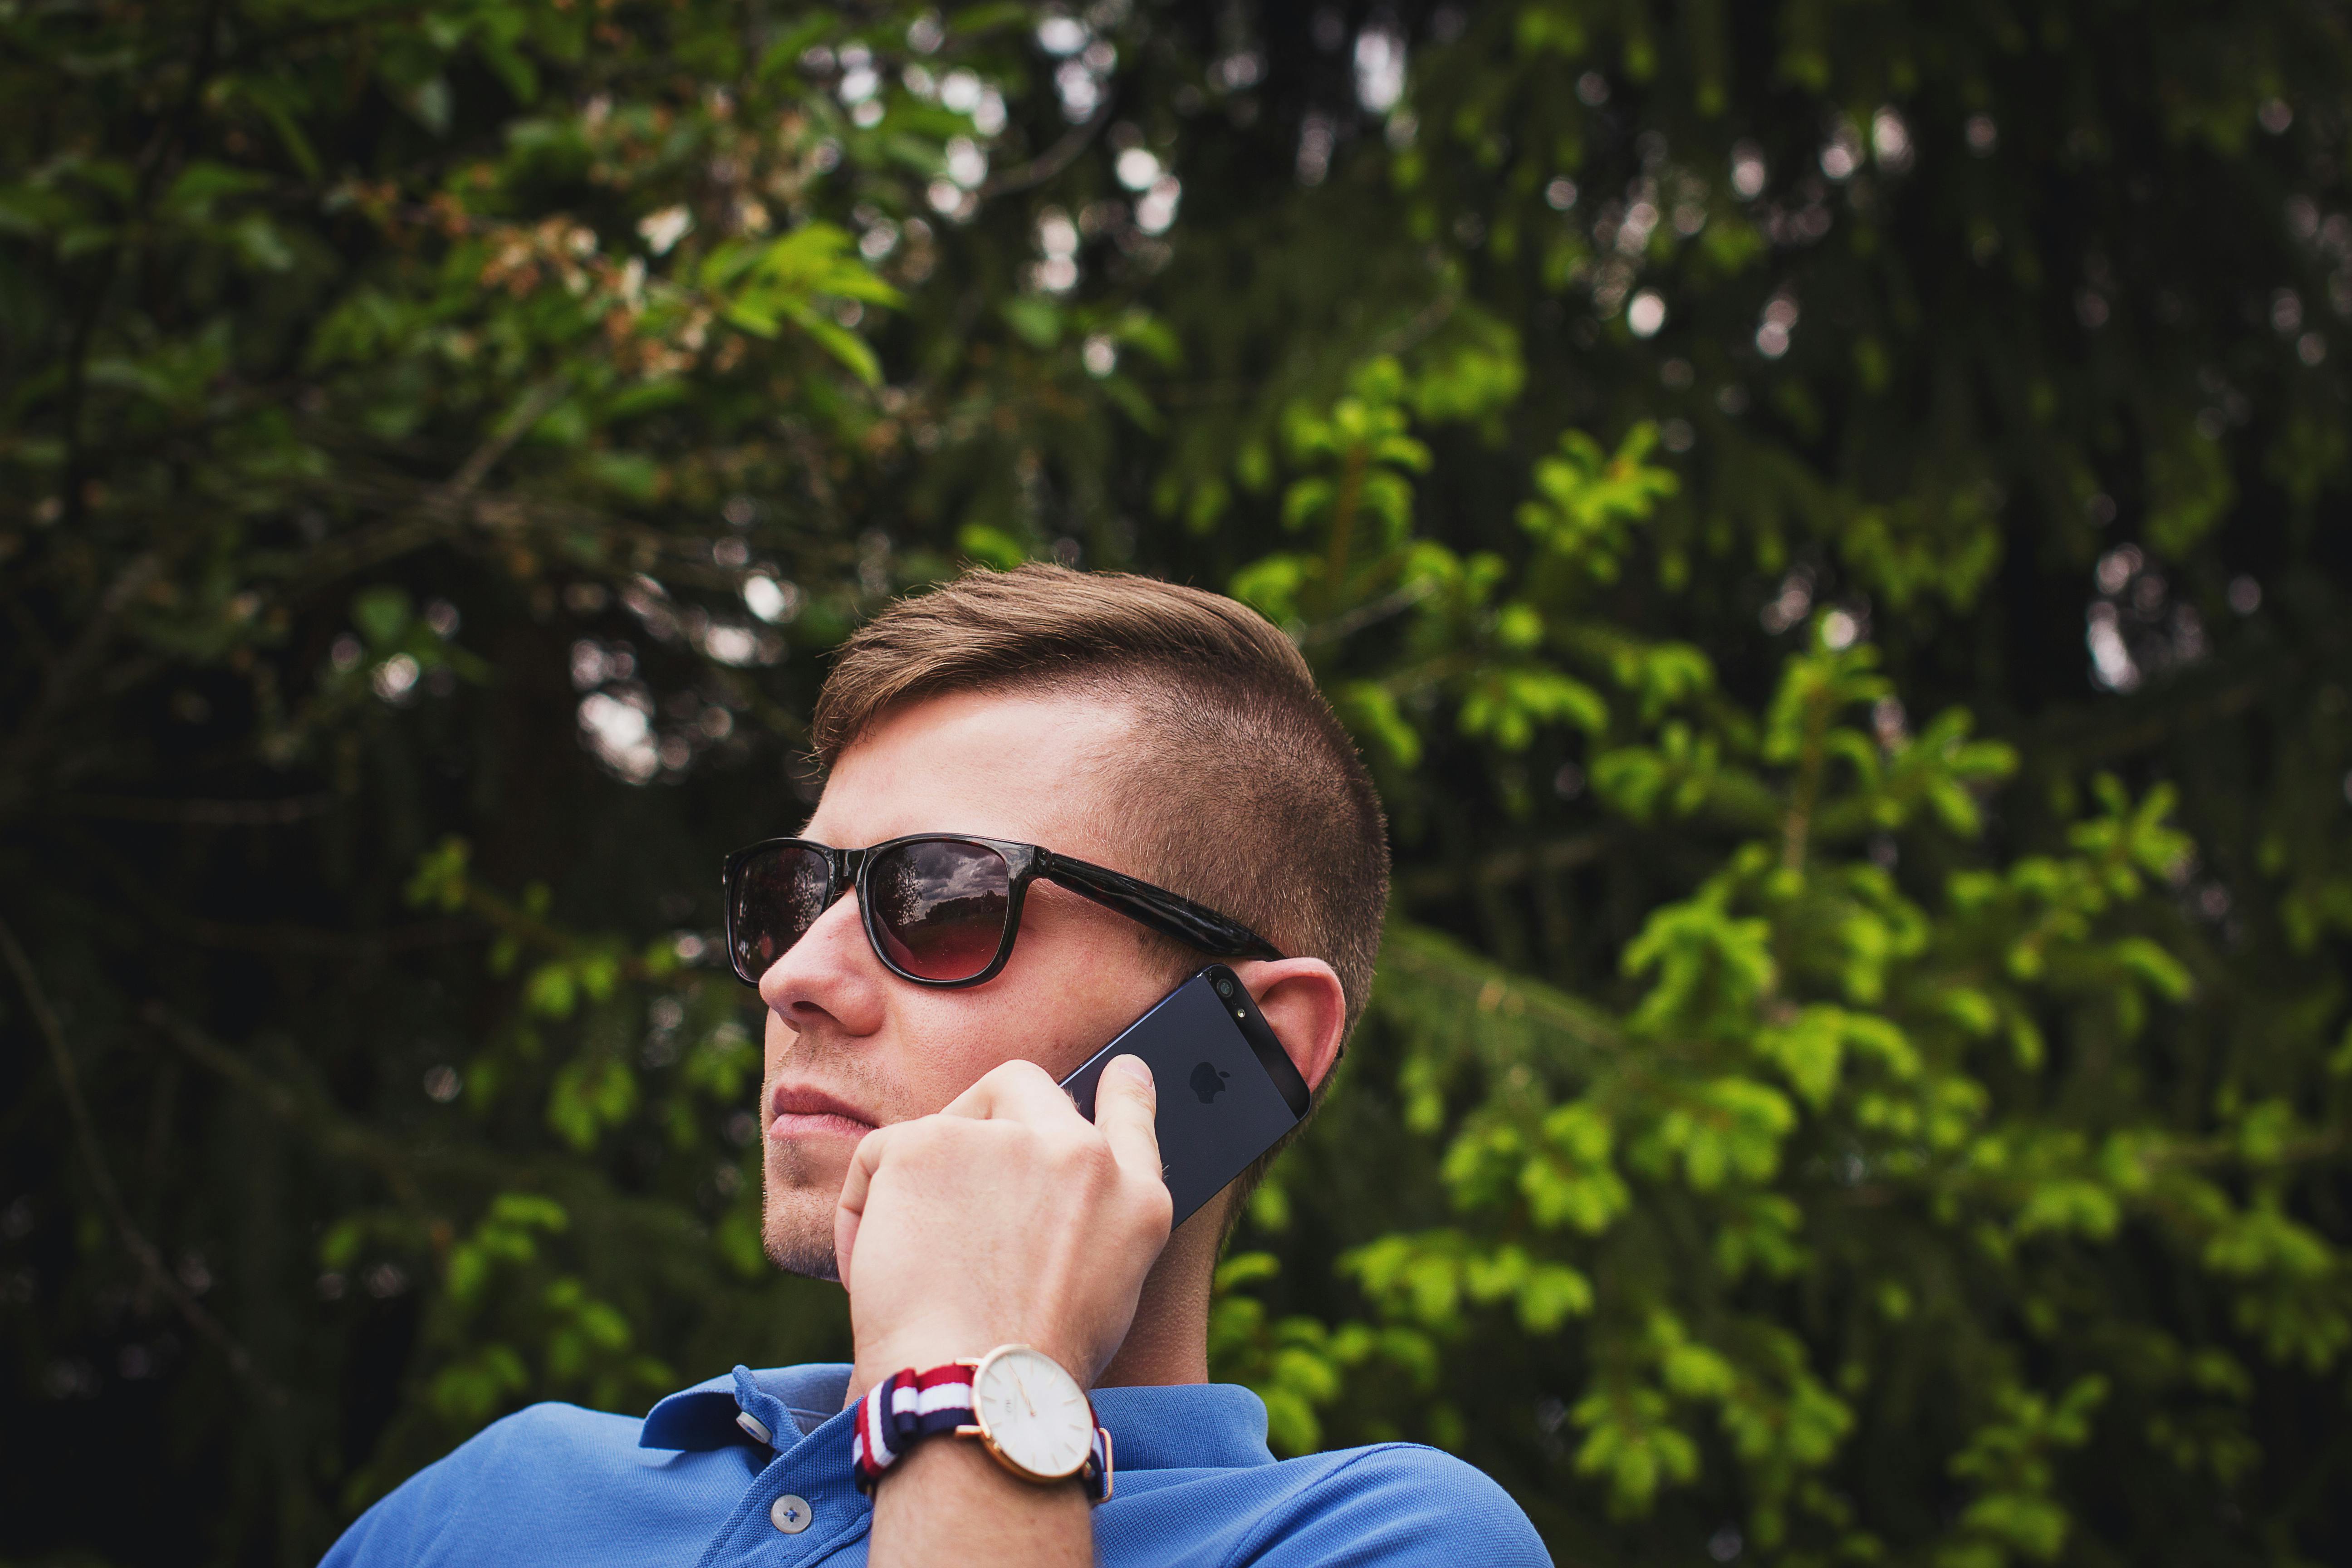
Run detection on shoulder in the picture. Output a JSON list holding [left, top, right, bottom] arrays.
[[1243, 1442, 1549, 1567], [321, 1403, 651, 1568], [408, 1399, 653, 1498], [454, 1399, 647, 1470]]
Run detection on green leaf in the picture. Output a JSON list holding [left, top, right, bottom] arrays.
[[1002, 296, 1062, 348], [353, 585, 413, 649]]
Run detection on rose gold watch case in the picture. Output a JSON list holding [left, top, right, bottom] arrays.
[[953, 1343, 1101, 1490]]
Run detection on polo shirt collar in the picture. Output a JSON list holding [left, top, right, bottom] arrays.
[[638, 1362, 1278, 1473], [1091, 1382, 1274, 1470], [638, 1363, 851, 1451]]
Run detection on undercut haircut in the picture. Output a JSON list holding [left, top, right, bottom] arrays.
[[812, 563, 1391, 1072]]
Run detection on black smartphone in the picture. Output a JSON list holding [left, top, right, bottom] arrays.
[[1058, 964, 1311, 1230]]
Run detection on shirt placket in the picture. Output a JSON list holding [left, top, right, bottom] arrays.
[[694, 1383, 871, 1568]]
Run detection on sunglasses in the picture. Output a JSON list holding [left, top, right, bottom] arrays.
[[722, 833, 1285, 989]]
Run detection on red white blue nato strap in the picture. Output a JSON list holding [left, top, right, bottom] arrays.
[[850, 1364, 1112, 1503]]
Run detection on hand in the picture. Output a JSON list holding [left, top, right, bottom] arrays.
[[836, 1054, 1172, 1392]]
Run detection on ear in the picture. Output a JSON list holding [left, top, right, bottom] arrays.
[[1228, 958, 1348, 1095]]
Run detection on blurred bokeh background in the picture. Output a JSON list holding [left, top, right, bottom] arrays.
[[8, 1, 2352, 1563]]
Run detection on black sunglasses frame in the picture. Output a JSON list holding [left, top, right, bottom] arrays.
[[721, 833, 1285, 989]]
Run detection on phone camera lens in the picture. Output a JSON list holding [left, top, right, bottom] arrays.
[[1214, 977, 1235, 999]]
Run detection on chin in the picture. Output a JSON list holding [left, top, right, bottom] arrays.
[[761, 1182, 843, 1282]]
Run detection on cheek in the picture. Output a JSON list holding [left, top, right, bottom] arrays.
[[877, 983, 1113, 1111], [990, 916, 1179, 1074]]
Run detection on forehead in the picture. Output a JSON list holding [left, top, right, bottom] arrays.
[[801, 686, 1141, 857]]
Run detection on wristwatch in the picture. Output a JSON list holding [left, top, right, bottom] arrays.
[[851, 1344, 1113, 1503]]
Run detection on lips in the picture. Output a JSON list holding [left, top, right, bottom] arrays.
[[767, 1084, 877, 1143]]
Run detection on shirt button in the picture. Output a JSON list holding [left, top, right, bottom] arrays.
[[769, 1493, 814, 1534]]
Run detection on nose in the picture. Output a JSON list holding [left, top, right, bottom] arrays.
[[757, 889, 889, 1036]]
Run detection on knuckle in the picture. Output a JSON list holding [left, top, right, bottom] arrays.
[[1136, 1181, 1173, 1231], [1048, 1128, 1111, 1180], [985, 1058, 1052, 1091], [1088, 1147, 1124, 1192], [893, 1112, 943, 1141], [895, 1114, 972, 1161]]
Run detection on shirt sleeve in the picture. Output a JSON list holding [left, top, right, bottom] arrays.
[[1230, 1445, 1552, 1568], [318, 1450, 462, 1568], [316, 1402, 637, 1568]]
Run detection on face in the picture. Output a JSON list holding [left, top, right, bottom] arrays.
[[755, 688, 1188, 1278]]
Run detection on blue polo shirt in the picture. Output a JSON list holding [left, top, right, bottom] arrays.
[[321, 1362, 1549, 1567]]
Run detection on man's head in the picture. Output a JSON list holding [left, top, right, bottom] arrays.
[[753, 564, 1390, 1279]]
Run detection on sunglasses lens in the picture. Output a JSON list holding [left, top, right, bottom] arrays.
[[729, 845, 834, 981], [868, 839, 1014, 982]]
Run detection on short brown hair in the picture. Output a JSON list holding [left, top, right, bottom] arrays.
[[812, 564, 1390, 1046]]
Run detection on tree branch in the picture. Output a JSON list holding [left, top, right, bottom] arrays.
[[445, 378, 567, 500], [0, 549, 163, 820], [54, 792, 335, 825], [0, 917, 285, 1405], [143, 1005, 435, 1211], [1781, 679, 1833, 874], [1393, 830, 1614, 902], [1297, 576, 1435, 649], [977, 103, 1112, 198]]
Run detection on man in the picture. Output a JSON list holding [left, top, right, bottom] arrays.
[[323, 565, 1550, 1566]]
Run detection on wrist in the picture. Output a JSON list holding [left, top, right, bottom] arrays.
[[856, 1323, 1085, 1389], [854, 1331, 991, 1391], [855, 1337, 965, 1382]]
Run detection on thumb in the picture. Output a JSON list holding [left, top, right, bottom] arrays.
[[1093, 1054, 1165, 1191]]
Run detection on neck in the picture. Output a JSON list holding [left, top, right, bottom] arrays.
[[1094, 1201, 1225, 1388]]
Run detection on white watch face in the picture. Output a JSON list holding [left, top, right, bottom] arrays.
[[973, 1346, 1093, 1480]]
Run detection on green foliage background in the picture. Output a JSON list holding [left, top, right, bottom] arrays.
[[7, 1, 2352, 1564]]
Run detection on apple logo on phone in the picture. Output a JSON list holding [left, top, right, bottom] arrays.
[[1189, 1061, 1231, 1104]]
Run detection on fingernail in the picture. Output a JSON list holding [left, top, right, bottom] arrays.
[[1110, 1054, 1153, 1090]]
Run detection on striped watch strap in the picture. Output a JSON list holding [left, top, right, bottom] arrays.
[[850, 1363, 1111, 1503]]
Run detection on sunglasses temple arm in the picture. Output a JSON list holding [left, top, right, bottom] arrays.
[[1043, 858, 1285, 962]]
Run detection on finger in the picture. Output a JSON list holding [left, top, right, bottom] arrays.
[[1091, 1054, 1165, 1187], [940, 1056, 1083, 1126], [833, 1122, 897, 1290]]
